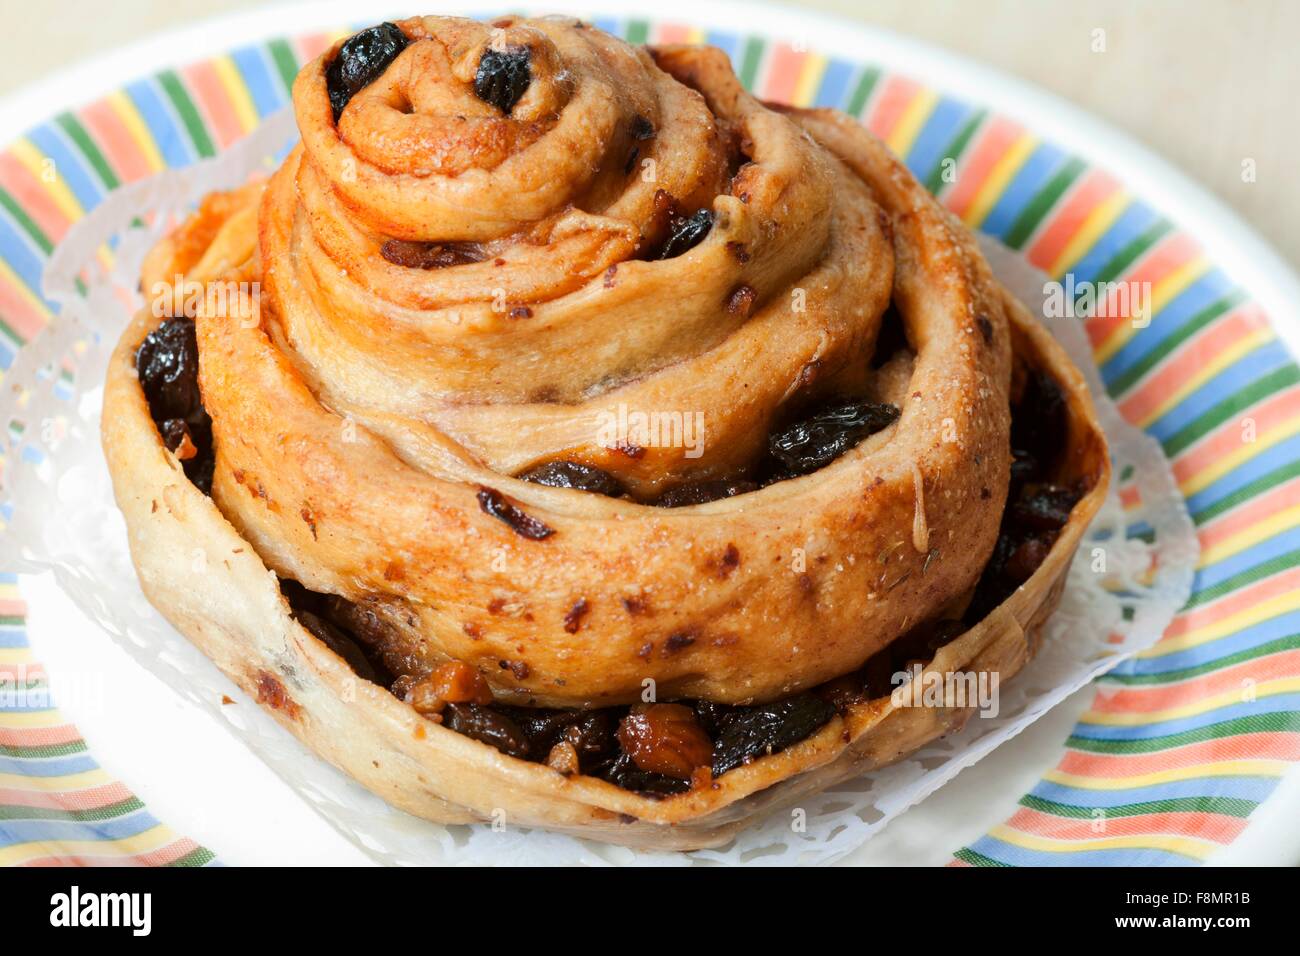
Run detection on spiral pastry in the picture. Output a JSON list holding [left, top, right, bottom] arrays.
[[104, 15, 1109, 848]]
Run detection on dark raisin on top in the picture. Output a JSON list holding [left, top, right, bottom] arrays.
[[473, 47, 532, 115], [135, 317, 215, 494], [517, 460, 625, 498], [630, 114, 655, 140], [658, 209, 713, 260], [476, 486, 555, 539], [652, 479, 758, 508], [710, 694, 836, 776], [326, 22, 410, 121], [767, 400, 901, 477]]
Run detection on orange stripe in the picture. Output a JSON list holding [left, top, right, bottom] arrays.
[[1085, 232, 1202, 346], [1118, 305, 1271, 421], [763, 44, 805, 105], [22, 838, 202, 868], [1091, 648, 1300, 713], [78, 100, 151, 184], [0, 723, 80, 747], [0, 663, 46, 681], [295, 32, 335, 65], [0, 781, 134, 810], [0, 154, 72, 241], [654, 23, 691, 43], [183, 61, 244, 149], [1119, 484, 1141, 509], [1026, 169, 1120, 273], [1060, 734, 1300, 777], [1171, 387, 1300, 487], [942, 117, 1021, 220], [865, 74, 921, 142], [1005, 807, 1248, 845], [0, 597, 28, 616]]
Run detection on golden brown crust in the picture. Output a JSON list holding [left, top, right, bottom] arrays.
[[102, 15, 1110, 849]]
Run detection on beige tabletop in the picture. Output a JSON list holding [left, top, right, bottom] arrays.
[[4, 0, 1297, 268]]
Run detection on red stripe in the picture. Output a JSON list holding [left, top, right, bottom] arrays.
[[763, 44, 805, 105], [865, 74, 920, 141], [1025, 168, 1120, 273], [182, 62, 243, 150], [78, 100, 151, 184], [0, 152, 72, 241], [1005, 806, 1248, 845], [942, 117, 1022, 220], [1090, 649, 1300, 713], [1060, 733, 1300, 776]]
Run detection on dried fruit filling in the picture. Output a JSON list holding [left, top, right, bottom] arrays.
[[137, 308, 1081, 799]]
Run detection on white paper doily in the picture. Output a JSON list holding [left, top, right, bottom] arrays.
[[0, 109, 1198, 866]]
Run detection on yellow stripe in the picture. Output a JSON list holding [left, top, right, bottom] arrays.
[[1141, 588, 1300, 658], [1082, 677, 1300, 726], [0, 767, 113, 790], [685, 27, 708, 45], [0, 647, 33, 665], [8, 139, 84, 220], [1180, 416, 1300, 497], [1048, 189, 1130, 279], [1198, 502, 1300, 568], [0, 824, 178, 866], [1139, 328, 1274, 428], [793, 52, 827, 108], [212, 55, 260, 134], [886, 88, 939, 158], [1045, 760, 1288, 791], [989, 824, 1214, 860], [963, 133, 1037, 228], [0, 710, 70, 729], [106, 91, 164, 172]]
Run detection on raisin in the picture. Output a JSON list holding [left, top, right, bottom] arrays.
[[442, 703, 531, 759], [658, 209, 713, 259], [711, 693, 836, 776], [630, 114, 655, 140], [380, 239, 485, 269], [517, 460, 625, 497], [617, 703, 712, 779], [326, 22, 410, 121], [508, 708, 616, 769], [136, 318, 202, 423], [135, 317, 214, 493], [476, 486, 555, 539], [473, 47, 532, 114], [651, 479, 757, 508], [599, 753, 692, 797], [296, 609, 379, 683], [1010, 370, 1066, 485], [767, 400, 900, 476], [1010, 483, 1079, 532]]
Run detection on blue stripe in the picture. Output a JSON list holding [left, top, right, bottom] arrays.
[[125, 79, 194, 169], [1073, 700, 1300, 741], [812, 57, 855, 109], [704, 30, 742, 64], [1144, 342, 1290, 441], [1119, 610, 1300, 676], [1029, 775, 1278, 808], [1185, 433, 1300, 518], [980, 142, 1067, 239], [0, 809, 163, 847], [0, 753, 98, 775], [24, 126, 104, 212], [0, 208, 49, 303], [966, 836, 1199, 867], [903, 98, 968, 179], [231, 46, 285, 118]]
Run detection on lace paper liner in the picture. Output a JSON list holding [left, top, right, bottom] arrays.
[[0, 111, 1198, 866]]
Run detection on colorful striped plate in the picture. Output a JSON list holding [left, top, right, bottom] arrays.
[[2, 1, 1299, 865]]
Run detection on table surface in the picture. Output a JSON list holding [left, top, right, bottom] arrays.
[[5, 0, 1298, 269]]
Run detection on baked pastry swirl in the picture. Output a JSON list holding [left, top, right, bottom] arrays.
[[103, 15, 1109, 849]]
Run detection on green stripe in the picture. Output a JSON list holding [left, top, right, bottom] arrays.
[[922, 109, 985, 196], [1162, 364, 1300, 458], [158, 70, 216, 159], [1085, 218, 1173, 292], [844, 65, 880, 118], [1020, 793, 1256, 820], [0, 187, 53, 253], [1068, 711, 1300, 755], [1099, 634, 1300, 686], [267, 38, 300, 95], [0, 739, 87, 758], [624, 19, 650, 45], [1193, 459, 1300, 526], [738, 36, 765, 90], [1186, 549, 1300, 609], [0, 614, 24, 626], [169, 846, 217, 867], [0, 796, 144, 822], [953, 847, 1011, 867], [54, 112, 119, 190], [1107, 289, 1247, 397], [1003, 156, 1087, 250]]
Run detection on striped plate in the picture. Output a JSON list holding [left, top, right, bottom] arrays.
[[1, 1, 1298, 865]]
